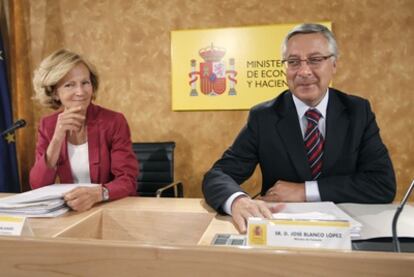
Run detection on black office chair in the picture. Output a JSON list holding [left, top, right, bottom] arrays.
[[132, 142, 184, 197]]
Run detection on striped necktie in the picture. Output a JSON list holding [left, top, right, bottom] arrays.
[[304, 109, 324, 180]]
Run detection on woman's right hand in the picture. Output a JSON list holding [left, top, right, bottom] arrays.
[[45, 106, 85, 168], [52, 106, 85, 142]]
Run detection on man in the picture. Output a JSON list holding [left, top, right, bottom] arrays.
[[202, 23, 396, 233]]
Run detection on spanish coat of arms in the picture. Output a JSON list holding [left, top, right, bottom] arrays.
[[189, 44, 237, 96]]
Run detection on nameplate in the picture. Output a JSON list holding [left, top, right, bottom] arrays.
[[0, 215, 33, 236], [247, 218, 351, 250]]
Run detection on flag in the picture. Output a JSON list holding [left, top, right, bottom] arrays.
[[0, 28, 20, 192]]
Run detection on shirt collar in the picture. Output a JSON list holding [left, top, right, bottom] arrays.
[[292, 88, 329, 120]]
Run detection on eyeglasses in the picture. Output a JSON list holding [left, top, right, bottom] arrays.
[[282, 54, 334, 70]]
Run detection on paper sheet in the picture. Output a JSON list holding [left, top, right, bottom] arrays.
[[271, 202, 362, 238], [338, 203, 414, 240], [0, 184, 98, 217]]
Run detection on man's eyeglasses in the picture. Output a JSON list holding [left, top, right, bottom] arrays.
[[282, 54, 334, 70]]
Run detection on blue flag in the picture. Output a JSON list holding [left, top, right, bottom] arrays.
[[0, 30, 20, 192]]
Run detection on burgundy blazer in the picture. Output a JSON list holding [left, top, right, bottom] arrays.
[[30, 103, 138, 200]]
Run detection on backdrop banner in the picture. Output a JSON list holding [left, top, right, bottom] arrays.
[[171, 22, 331, 111]]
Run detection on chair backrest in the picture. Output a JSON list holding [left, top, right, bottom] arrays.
[[132, 142, 181, 197]]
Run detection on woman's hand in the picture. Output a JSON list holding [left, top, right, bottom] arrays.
[[45, 106, 85, 168], [63, 186, 103, 212], [53, 106, 85, 142]]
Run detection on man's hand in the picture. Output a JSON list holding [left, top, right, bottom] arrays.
[[63, 186, 102, 212], [259, 180, 306, 202], [231, 196, 284, 234]]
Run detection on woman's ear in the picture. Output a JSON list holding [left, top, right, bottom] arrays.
[[52, 91, 59, 101]]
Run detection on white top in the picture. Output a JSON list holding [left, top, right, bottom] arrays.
[[67, 142, 91, 184]]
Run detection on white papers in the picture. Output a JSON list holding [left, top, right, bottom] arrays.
[[272, 202, 362, 238], [273, 212, 336, 221], [0, 184, 99, 217], [0, 183, 99, 204], [338, 203, 414, 241]]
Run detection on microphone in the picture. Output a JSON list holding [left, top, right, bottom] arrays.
[[392, 179, 414, 252], [1, 119, 27, 137]]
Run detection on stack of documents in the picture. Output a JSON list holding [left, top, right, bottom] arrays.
[[0, 184, 98, 217], [338, 203, 414, 240], [272, 202, 362, 238]]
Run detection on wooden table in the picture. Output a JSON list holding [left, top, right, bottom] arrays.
[[0, 197, 413, 276]]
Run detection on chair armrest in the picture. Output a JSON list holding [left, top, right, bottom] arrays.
[[156, 181, 183, 198]]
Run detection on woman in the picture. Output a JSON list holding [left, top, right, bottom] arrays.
[[30, 49, 138, 212]]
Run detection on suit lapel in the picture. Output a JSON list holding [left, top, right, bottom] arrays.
[[322, 89, 349, 174], [275, 93, 312, 180], [87, 105, 100, 183]]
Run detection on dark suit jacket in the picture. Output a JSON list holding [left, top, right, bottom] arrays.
[[202, 88, 396, 213], [30, 103, 138, 200]]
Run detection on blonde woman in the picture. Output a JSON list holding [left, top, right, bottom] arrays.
[[30, 49, 138, 211]]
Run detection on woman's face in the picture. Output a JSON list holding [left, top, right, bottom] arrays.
[[55, 62, 93, 112]]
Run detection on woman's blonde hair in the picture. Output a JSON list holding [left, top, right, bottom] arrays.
[[32, 49, 99, 109]]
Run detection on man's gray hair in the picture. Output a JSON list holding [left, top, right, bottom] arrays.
[[281, 23, 338, 59]]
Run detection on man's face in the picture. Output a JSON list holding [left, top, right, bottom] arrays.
[[284, 33, 337, 107]]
